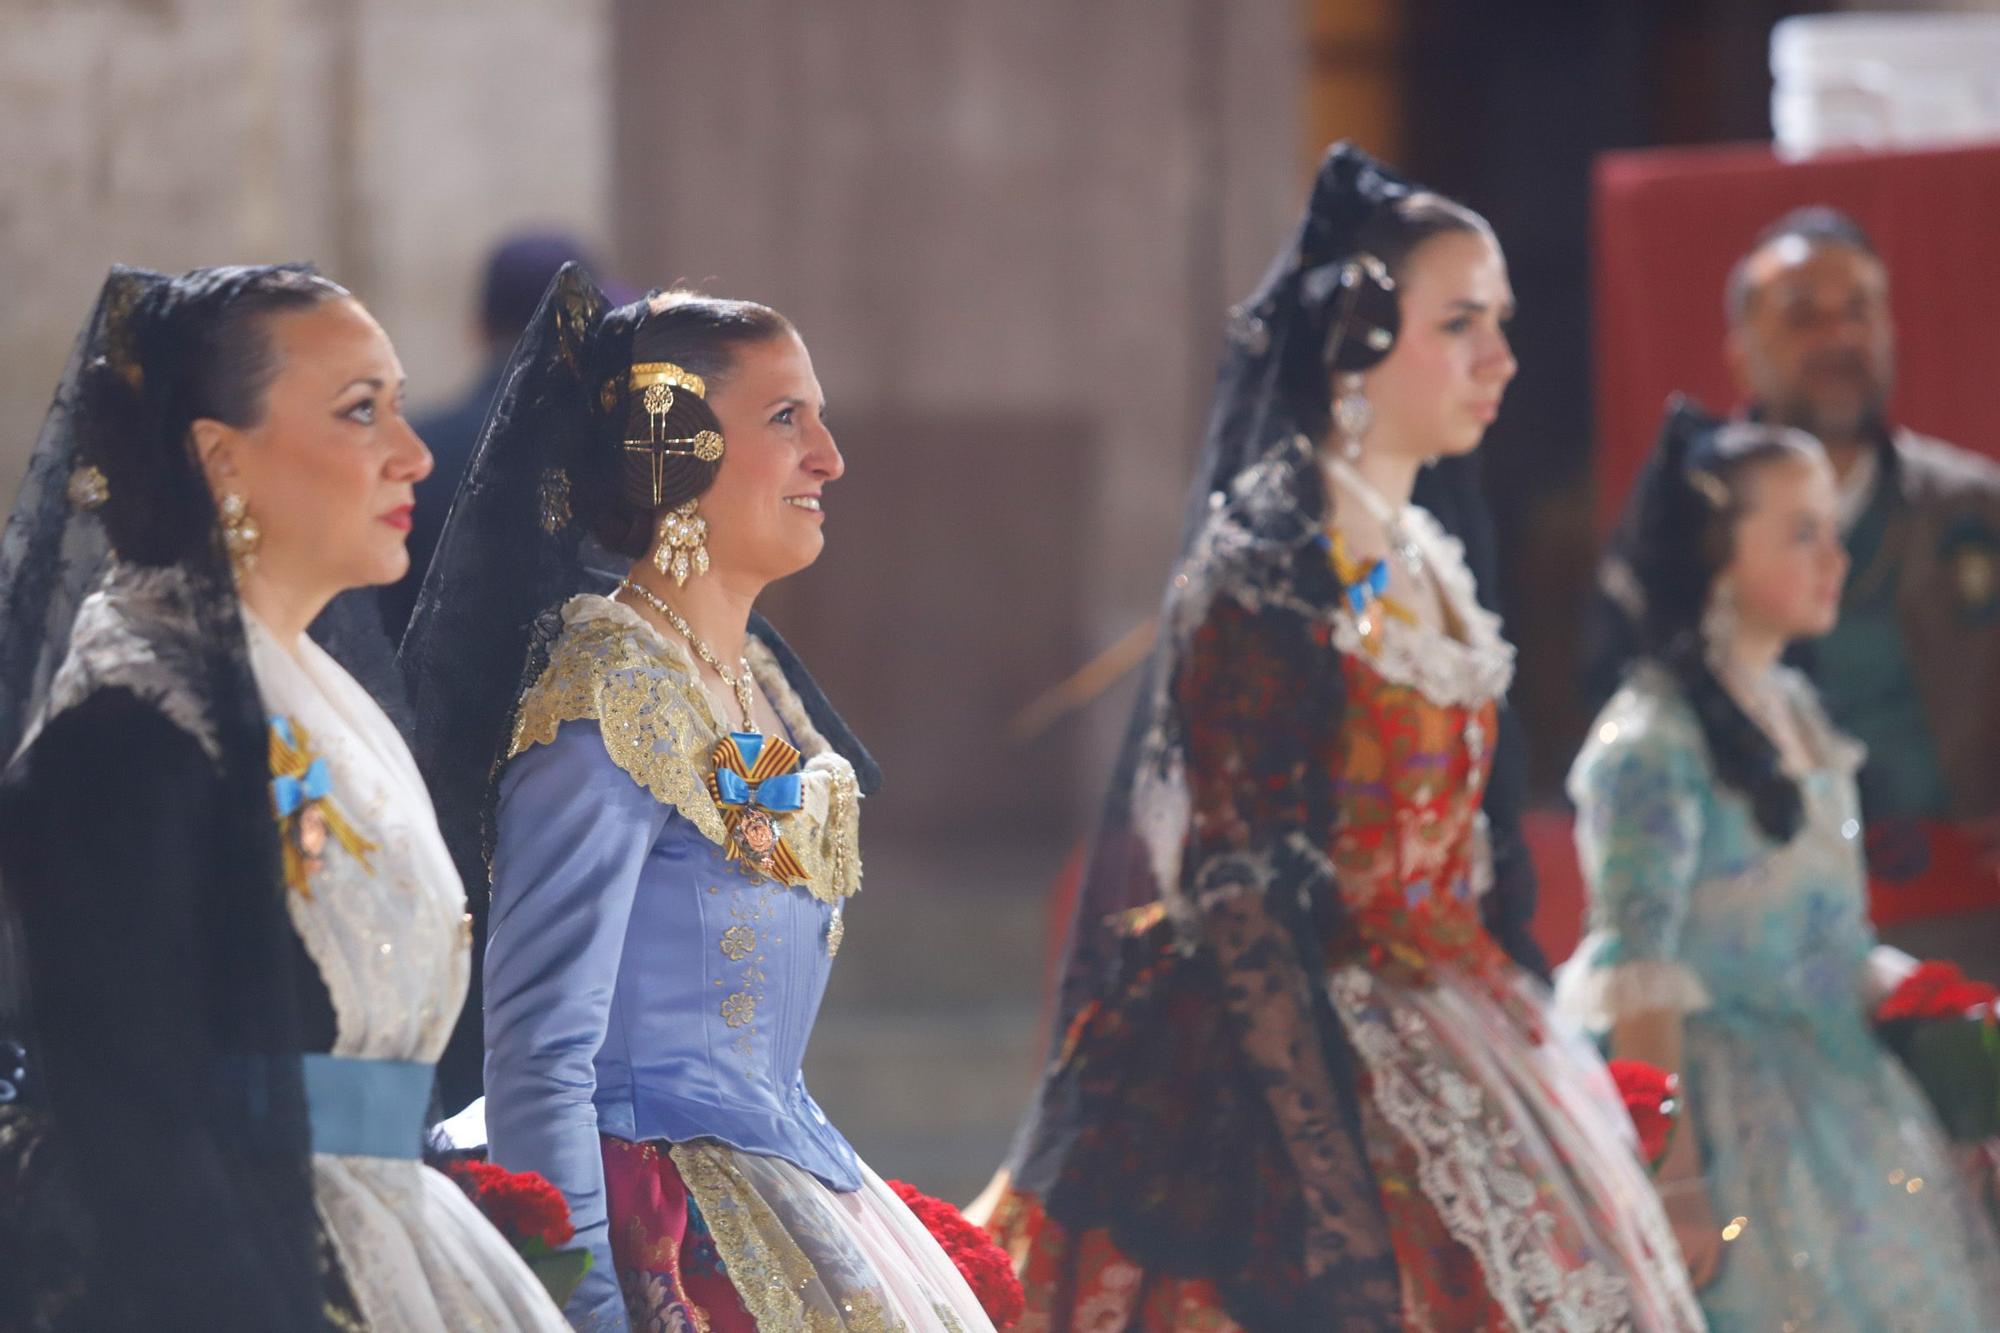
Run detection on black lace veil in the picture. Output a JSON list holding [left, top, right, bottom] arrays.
[[0, 266, 331, 1328], [1045, 144, 1415, 1037], [401, 263, 881, 1110]]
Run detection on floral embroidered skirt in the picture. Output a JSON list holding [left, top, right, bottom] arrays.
[[601, 1135, 994, 1332], [988, 959, 1704, 1332]]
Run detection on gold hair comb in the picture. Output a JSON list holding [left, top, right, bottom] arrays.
[[614, 361, 724, 505]]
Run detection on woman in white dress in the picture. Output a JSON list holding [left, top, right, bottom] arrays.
[[0, 265, 569, 1331]]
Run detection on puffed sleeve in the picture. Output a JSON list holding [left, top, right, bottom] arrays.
[[1558, 700, 1715, 1032], [484, 719, 670, 1333]]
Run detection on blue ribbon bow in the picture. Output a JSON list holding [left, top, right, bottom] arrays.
[[272, 757, 332, 818], [713, 731, 804, 813], [1345, 559, 1389, 617], [714, 766, 803, 813]]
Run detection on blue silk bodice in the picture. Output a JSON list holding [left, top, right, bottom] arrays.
[[481, 596, 864, 1327]]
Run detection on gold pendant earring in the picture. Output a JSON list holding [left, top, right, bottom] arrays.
[[653, 500, 711, 586], [219, 492, 261, 576]]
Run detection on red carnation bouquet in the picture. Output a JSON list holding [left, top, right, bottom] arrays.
[[443, 1159, 593, 1307], [1874, 960, 2000, 1143], [887, 1179, 1024, 1330], [1606, 1059, 1679, 1170]]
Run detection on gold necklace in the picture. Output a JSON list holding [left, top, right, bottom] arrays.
[[616, 578, 758, 732]]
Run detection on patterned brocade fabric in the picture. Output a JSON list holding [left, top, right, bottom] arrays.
[[600, 1138, 980, 1332], [991, 494, 1701, 1331], [1324, 653, 1512, 991]]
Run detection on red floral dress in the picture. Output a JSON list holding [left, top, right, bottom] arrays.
[[988, 508, 1701, 1332]]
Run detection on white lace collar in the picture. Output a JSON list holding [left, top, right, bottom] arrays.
[[1327, 504, 1516, 709]]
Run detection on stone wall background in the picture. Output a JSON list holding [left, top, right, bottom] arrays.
[[0, 0, 611, 513]]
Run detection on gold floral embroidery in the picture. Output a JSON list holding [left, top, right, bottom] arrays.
[[720, 924, 757, 961], [833, 1290, 901, 1332], [668, 1143, 911, 1332], [101, 268, 148, 390], [512, 600, 865, 905], [510, 606, 730, 846], [67, 464, 108, 511], [552, 270, 604, 373], [724, 893, 771, 1065]]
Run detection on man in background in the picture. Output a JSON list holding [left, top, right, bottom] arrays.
[[380, 231, 605, 637], [1590, 208, 2000, 980]]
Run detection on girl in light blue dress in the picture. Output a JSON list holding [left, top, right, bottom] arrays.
[[1560, 403, 2000, 1330]]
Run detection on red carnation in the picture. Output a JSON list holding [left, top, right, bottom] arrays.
[[1877, 961, 2000, 1025], [443, 1159, 576, 1250], [888, 1179, 1025, 1330], [1606, 1059, 1679, 1167]]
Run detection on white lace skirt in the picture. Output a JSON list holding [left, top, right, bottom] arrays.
[[314, 1154, 571, 1332], [1327, 965, 1706, 1332]]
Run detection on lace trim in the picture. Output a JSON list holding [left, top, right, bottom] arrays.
[[668, 1142, 908, 1332], [749, 637, 863, 902], [1551, 949, 1714, 1033], [1329, 968, 1637, 1332], [30, 563, 221, 760], [1327, 506, 1515, 709], [511, 596, 861, 902]]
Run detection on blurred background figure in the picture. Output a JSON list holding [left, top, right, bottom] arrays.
[[378, 230, 614, 638], [1590, 208, 2000, 982], [1566, 408, 2000, 1327]]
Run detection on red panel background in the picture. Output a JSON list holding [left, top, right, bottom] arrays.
[[1591, 138, 2000, 534]]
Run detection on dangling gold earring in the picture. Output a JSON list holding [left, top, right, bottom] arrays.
[[1333, 372, 1372, 461], [653, 500, 710, 587], [219, 492, 261, 576]]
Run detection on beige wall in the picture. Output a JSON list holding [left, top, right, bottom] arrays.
[[0, 0, 610, 505]]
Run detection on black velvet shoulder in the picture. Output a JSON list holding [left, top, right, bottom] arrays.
[[0, 688, 333, 1330]]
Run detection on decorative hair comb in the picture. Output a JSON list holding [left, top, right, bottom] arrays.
[[608, 361, 725, 506]]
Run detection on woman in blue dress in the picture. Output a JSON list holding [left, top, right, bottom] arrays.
[[1559, 400, 2000, 1329], [403, 267, 994, 1332]]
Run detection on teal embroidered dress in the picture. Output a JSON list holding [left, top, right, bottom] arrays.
[[1558, 666, 2000, 1331]]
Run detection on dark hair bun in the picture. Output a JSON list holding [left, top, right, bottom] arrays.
[[84, 265, 345, 567], [569, 291, 792, 561]]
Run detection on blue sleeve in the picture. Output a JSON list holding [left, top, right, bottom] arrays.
[[1572, 720, 1707, 968], [484, 719, 668, 1333]]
